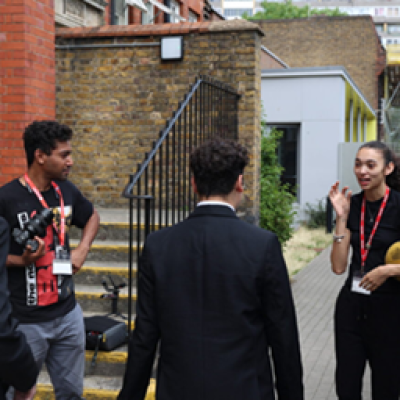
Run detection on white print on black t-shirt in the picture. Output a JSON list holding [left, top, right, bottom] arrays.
[[17, 212, 29, 230], [22, 206, 72, 307], [26, 263, 37, 306]]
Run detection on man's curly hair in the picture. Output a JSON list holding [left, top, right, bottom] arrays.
[[190, 138, 249, 197], [23, 120, 73, 167]]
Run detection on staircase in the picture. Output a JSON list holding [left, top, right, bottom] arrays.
[[36, 208, 155, 400], [35, 75, 240, 399]]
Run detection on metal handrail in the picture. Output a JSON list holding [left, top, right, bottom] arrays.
[[121, 75, 241, 337], [123, 75, 239, 198]]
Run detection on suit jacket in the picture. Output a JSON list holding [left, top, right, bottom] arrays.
[[119, 205, 304, 400], [0, 217, 38, 399]]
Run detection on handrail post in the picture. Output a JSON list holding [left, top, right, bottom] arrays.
[[128, 174, 134, 338], [145, 197, 152, 238]]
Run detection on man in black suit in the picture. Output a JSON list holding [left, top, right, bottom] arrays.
[[118, 138, 304, 400], [0, 217, 38, 400]]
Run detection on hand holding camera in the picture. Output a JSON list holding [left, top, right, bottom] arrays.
[[12, 208, 54, 252], [12, 208, 54, 265]]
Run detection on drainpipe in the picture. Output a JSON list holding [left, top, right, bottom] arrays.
[[110, 0, 117, 25], [164, 0, 171, 22]]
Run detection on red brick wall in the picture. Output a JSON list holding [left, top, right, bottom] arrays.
[[0, 0, 55, 184], [104, 1, 111, 25]]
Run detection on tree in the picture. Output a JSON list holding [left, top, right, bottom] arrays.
[[243, 0, 346, 20], [259, 123, 297, 244]]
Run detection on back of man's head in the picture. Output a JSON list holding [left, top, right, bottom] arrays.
[[190, 138, 249, 197], [23, 120, 73, 167]]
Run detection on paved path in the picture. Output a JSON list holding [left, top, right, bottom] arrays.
[[291, 246, 371, 400]]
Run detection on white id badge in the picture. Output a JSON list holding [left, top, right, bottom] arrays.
[[351, 273, 371, 295], [52, 246, 72, 275]]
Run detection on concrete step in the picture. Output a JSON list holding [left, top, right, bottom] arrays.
[[76, 284, 136, 314], [70, 222, 154, 242], [36, 377, 156, 399], [75, 261, 136, 286], [38, 341, 129, 382], [71, 240, 142, 263], [82, 342, 158, 379], [85, 345, 128, 377], [69, 207, 177, 242]]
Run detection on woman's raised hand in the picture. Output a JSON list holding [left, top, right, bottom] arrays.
[[329, 181, 352, 219]]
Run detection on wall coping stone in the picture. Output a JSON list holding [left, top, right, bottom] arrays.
[[56, 19, 265, 39], [252, 15, 372, 23]]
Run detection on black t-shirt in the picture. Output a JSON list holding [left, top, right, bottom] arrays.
[[0, 178, 93, 323], [346, 189, 400, 293]]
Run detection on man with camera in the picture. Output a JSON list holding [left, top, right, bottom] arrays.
[[0, 120, 100, 400]]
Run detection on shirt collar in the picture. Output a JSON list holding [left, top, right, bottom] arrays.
[[196, 200, 235, 212]]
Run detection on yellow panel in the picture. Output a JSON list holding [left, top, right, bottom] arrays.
[[386, 44, 400, 65], [367, 119, 377, 141], [344, 81, 376, 143]]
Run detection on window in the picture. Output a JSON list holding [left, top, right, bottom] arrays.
[[114, 0, 129, 25], [388, 24, 400, 34], [387, 7, 399, 16], [142, 1, 155, 24], [224, 8, 252, 17], [267, 124, 300, 195], [188, 11, 198, 22], [375, 24, 384, 33], [170, 0, 181, 22]]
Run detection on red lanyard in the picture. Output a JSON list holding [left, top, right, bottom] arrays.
[[360, 186, 389, 271], [24, 174, 65, 247]]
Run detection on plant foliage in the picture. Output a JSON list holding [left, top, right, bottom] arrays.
[[304, 199, 326, 229], [259, 124, 297, 244], [243, 1, 347, 20]]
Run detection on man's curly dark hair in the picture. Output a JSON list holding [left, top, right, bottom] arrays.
[[23, 120, 73, 167], [190, 138, 249, 197]]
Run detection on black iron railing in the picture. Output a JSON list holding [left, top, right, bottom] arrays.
[[122, 75, 240, 334]]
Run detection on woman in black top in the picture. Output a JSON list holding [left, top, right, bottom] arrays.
[[329, 141, 400, 400]]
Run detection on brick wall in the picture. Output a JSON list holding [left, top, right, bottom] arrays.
[[255, 16, 384, 109], [56, 20, 263, 222], [0, 0, 55, 184]]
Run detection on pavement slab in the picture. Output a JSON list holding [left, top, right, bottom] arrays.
[[291, 246, 371, 400]]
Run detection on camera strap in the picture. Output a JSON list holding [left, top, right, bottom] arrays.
[[24, 174, 65, 247]]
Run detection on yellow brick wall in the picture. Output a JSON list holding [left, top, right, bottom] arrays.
[[56, 21, 263, 223], [256, 16, 384, 109]]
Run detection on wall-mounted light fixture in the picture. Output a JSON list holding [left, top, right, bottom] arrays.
[[161, 36, 184, 61]]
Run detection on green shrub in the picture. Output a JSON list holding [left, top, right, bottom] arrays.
[[304, 199, 326, 229], [259, 127, 297, 244]]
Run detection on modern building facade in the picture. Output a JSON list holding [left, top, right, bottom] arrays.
[[261, 66, 377, 215], [255, 17, 386, 136], [211, 0, 400, 45], [210, 0, 255, 20]]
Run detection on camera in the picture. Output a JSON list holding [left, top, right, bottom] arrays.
[[12, 208, 54, 252]]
